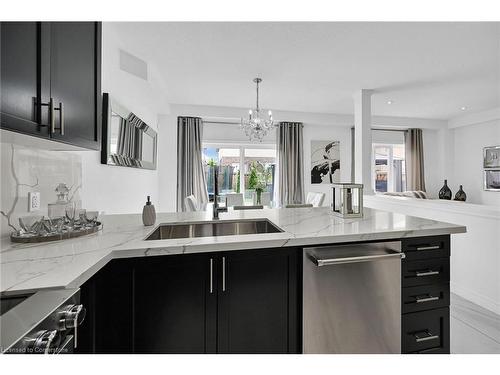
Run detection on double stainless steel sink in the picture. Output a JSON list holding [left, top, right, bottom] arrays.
[[145, 219, 283, 240]]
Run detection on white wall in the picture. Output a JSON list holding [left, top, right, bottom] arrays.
[[157, 114, 178, 213], [203, 121, 275, 144], [450, 119, 500, 206], [74, 23, 171, 214], [422, 129, 443, 198], [303, 125, 352, 206], [365, 195, 500, 315]]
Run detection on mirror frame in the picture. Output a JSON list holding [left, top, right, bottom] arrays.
[[101, 93, 157, 170]]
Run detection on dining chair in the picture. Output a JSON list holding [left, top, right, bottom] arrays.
[[225, 193, 244, 207], [233, 205, 264, 210], [252, 191, 271, 206], [184, 195, 199, 212], [306, 192, 325, 207], [285, 203, 314, 208]]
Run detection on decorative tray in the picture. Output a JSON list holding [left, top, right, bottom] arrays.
[[10, 222, 103, 244]]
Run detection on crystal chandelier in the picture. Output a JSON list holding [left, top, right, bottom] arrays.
[[240, 78, 276, 142]]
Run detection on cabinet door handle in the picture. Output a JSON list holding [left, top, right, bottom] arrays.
[[415, 269, 440, 277], [49, 98, 55, 133], [416, 245, 441, 251], [54, 101, 64, 135], [222, 256, 226, 292], [209, 258, 213, 294], [38, 99, 52, 129], [413, 330, 440, 343], [58, 102, 64, 135]]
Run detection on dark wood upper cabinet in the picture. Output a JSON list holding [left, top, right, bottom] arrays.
[[48, 22, 101, 149], [0, 22, 49, 137], [0, 22, 101, 150]]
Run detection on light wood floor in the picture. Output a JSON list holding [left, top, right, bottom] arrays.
[[451, 293, 500, 354]]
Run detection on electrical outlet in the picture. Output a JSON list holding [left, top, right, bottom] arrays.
[[28, 192, 41, 212]]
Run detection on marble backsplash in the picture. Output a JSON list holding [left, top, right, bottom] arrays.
[[1, 143, 82, 239]]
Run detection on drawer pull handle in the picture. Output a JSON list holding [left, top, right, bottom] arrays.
[[416, 245, 441, 251], [414, 330, 440, 343], [415, 295, 439, 303], [415, 270, 440, 277]]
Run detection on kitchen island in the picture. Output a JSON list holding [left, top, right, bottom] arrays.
[[0, 207, 466, 354]]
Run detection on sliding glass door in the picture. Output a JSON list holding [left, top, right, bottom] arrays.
[[202, 144, 276, 204]]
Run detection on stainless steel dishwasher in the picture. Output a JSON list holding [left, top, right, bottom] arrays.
[[303, 241, 404, 354]]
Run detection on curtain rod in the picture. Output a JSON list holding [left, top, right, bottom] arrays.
[[203, 120, 240, 125], [204, 121, 409, 132], [372, 128, 408, 132], [350, 126, 408, 132]]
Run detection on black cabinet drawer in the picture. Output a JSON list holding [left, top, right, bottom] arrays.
[[402, 257, 449, 287], [402, 307, 450, 354], [402, 283, 450, 314], [402, 236, 450, 261]]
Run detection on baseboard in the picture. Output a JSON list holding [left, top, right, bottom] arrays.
[[451, 282, 500, 316]]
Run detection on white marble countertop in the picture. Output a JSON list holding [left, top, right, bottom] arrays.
[[0, 207, 466, 295]]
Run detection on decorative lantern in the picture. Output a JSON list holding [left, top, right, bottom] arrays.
[[331, 183, 364, 218]]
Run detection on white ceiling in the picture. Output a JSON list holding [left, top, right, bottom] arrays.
[[109, 22, 500, 120]]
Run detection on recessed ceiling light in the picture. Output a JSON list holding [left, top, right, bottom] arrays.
[[460, 106, 467, 111], [387, 100, 393, 105]]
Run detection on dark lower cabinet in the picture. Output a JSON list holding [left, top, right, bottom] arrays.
[[402, 307, 450, 354], [401, 235, 451, 354], [134, 254, 216, 353], [78, 260, 134, 353], [77, 248, 300, 354], [217, 249, 300, 353]]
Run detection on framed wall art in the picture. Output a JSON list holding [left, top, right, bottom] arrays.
[[483, 146, 500, 169], [311, 140, 340, 184], [484, 169, 500, 191]]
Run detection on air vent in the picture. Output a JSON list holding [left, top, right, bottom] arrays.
[[119, 49, 148, 81]]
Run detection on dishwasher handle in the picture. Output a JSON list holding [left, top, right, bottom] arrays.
[[310, 250, 405, 267]]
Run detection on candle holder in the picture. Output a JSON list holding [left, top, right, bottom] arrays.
[[331, 183, 364, 218]]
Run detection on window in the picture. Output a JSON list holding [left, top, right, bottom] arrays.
[[243, 148, 276, 202], [372, 143, 406, 193], [202, 144, 277, 204]]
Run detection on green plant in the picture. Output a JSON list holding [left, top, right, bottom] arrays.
[[236, 169, 241, 193], [249, 162, 269, 193], [248, 162, 259, 189]]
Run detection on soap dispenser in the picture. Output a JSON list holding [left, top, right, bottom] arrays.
[[142, 196, 156, 226]]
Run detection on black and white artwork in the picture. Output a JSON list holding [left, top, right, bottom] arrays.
[[484, 169, 500, 191], [484, 146, 500, 168], [311, 140, 340, 184]]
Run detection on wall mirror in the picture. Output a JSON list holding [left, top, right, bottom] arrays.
[[101, 93, 157, 170]]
